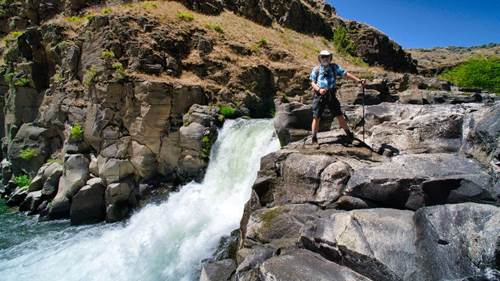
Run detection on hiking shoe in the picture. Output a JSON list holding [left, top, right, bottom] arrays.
[[312, 136, 320, 149], [345, 131, 354, 141]]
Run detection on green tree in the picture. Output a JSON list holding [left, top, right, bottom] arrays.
[[440, 56, 500, 94]]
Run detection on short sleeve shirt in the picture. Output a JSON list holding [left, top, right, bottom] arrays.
[[309, 64, 347, 90]]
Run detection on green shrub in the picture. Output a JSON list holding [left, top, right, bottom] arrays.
[[65, 16, 86, 23], [84, 12, 95, 21], [101, 7, 112, 14], [257, 38, 268, 47], [177, 11, 194, 22], [219, 105, 237, 118], [19, 148, 37, 160], [70, 123, 83, 141], [101, 49, 115, 60], [250, 38, 268, 53], [53, 72, 63, 83], [201, 135, 212, 159], [83, 65, 97, 87], [332, 26, 356, 56], [3, 71, 14, 84], [47, 158, 63, 165], [13, 174, 31, 188], [205, 23, 224, 33], [142, 2, 158, 9], [440, 56, 500, 94], [112, 62, 126, 79], [2, 31, 22, 44], [14, 76, 30, 87]]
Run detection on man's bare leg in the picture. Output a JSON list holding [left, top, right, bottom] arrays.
[[336, 115, 354, 138], [311, 117, 320, 143]]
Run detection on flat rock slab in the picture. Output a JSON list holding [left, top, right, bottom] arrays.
[[300, 203, 500, 281], [347, 153, 497, 209], [260, 249, 371, 281]]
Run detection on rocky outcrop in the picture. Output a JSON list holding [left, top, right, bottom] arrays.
[[300, 204, 499, 281], [345, 21, 417, 73], [203, 98, 500, 281]]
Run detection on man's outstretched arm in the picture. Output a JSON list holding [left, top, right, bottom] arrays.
[[345, 72, 365, 85]]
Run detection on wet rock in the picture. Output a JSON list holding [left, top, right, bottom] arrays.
[[236, 245, 275, 274], [19, 190, 43, 214], [105, 181, 136, 222], [70, 177, 106, 225], [6, 187, 28, 206], [1, 159, 12, 184], [159, 104, 218, 181], [200, 259, 236, 281]]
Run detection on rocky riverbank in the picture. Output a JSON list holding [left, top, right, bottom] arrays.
[[201, 93, 500, 280]]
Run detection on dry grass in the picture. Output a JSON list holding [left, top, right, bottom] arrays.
[[1, 0, 383, 77], [101, 1, 380, 74]]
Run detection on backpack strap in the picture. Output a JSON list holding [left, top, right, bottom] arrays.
[[314, 65, 320, 84], [314, 63, 338, 84]]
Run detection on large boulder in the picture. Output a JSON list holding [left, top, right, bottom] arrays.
[[199, 259, 236, 281], [300, 203, 500, 281], [28, 162, 62, 192], [49, 154, 90, 219], [7, 123, 60, 176], [346, 153, 497, 209], [462, 103, 500, 171], [6, 186, 28, 206], [18, 190, 43, 214], [273, 102, 333, 146], [105, 181, 137, 222], [259, 249, 371, 281], [159, 104, 219, 181], [70, 177, 106, 225], [243, 204, 319, 246]]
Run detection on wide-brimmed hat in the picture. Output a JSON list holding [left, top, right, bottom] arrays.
[[318, 50, 332, 62]]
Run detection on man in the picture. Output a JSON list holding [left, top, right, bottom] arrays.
[[310, 50, 364, 147]]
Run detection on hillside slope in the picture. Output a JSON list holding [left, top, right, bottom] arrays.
[[408, 43, 500, 75]]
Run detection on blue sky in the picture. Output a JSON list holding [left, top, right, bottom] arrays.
[[328, 0, 500, 48]]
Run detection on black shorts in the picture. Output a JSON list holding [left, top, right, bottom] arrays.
[[312, 89, 342, 118]]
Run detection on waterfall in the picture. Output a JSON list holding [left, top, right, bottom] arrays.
[[0, 118, 280, 281]]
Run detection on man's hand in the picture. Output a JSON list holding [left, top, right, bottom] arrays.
[[319, 88, 328, 95]]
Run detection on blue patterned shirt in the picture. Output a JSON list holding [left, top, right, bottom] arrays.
[[310, 64, 347, 90]]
